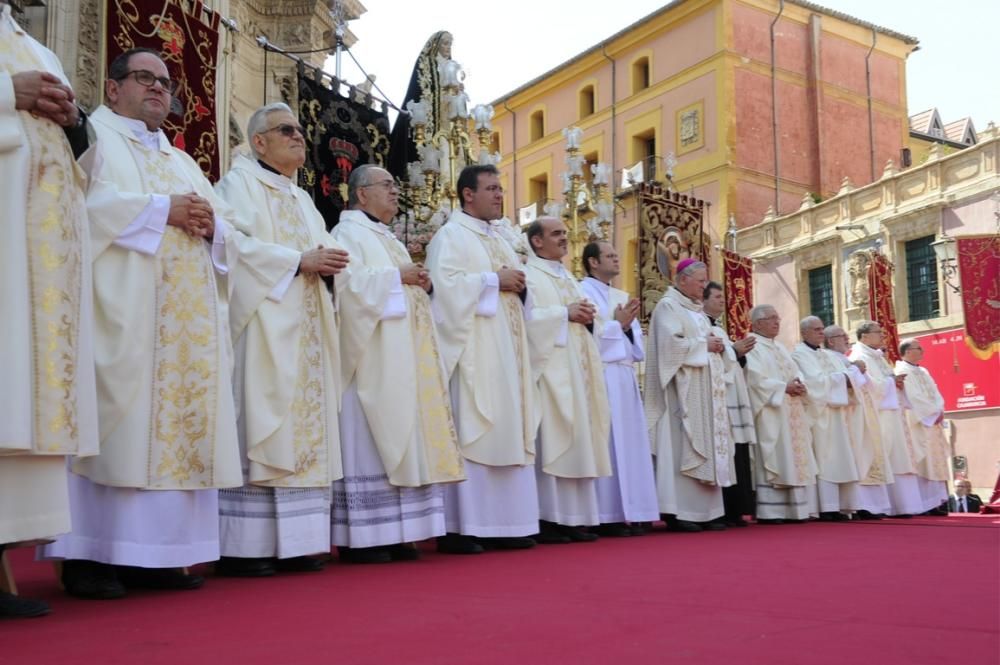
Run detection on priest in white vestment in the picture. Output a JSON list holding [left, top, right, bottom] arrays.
[[43, 49, 289, 597], [702, 281, 758, 527], [849, 321, 931, 516], [894, 339, 950, 515], [792, 317, 861, 520], [214, 103, 348, 576], [330, 164, 465, 563], [822, 326, 892, 518], [425, 164, 539, 554], [522, 220, 611, 543], [744, 305, 818, 523], [579, 241, 658, 536], [0, 3, 98, 617], [645, 259, 735, 531]]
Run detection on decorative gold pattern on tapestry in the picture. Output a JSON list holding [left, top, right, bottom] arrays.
[[375, 232, 463, 481], [267, 190, 327, 485], [1, 32, 85, 454], [137, 147, 218, 487]]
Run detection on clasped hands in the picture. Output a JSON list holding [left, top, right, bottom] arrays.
[[568, 300, 596, 325], [614, 298, 641, 329], [168, 193, 216, 239], [497, 266, 526, 293], [400, 262, 431, 292], [299, 245, 349, 276], [785, 378, 807, 396], [12, 71, 79, 128]]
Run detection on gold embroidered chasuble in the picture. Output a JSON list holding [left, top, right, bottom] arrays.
[[331, 210, 464, 487], [744, 335, 817, 487], [644, 288, 735, 485], [523, 256, 611, 479], [0, 6, 98, 460], [792, 343, 861, 484], [425, 210, 536, 467], [827, 350, 889, 485], [215, 155, 341, 488], [849, 343, 921, 476], [78, 106, 288, 490], [894, 361, 950, 482]]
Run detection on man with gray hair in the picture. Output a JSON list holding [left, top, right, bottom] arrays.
[[645, 258, 735, 531], [849, 321, 928, 516], [328, 164, 465, 563], [743, 305, 818, 523], [213, 102, 349, 576], [792, 316, 860, 520], [823, 324, 893, 518]]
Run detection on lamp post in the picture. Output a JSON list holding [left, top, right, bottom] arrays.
[[558, 126, 614, 277]]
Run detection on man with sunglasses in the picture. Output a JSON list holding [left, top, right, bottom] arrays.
[[329, 164, 465, 563], [0, 0, 98, 619], [214, 102, 350, 576], [42, 48, 297, 599]]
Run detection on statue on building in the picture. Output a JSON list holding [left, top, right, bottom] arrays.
[[847, 250, 871, 308]]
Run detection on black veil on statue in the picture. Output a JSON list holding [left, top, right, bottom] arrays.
[[387, 30, 452, 181]]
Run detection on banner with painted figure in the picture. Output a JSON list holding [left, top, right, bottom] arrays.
[[722, 249, 753, 341], [108, 0, 221, 180]]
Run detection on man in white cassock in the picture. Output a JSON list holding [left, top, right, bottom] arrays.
[[425, 164, 539, 554], [43, 49, 289, 598], [213, 103, 348, 576], [849, 321, 931, 517], [0, 1, 98, 618], [579, 241, 658, 536], [792, 316, 861, 520], [895, 339, 950, 515], [645, 259, 735, 532], [523, 220, 611, 543], [330, 164, 465, 563], [823, 325, 892, 518], [744, 305, 818, 523], [701, 281, 758, 527]]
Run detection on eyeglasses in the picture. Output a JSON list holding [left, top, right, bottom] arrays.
[[261, 123, 305, 138], [360, 179, 400, 191], [115, 69, 177, 94], [758, 315, 780, 322], [484, 184, 504, 194]]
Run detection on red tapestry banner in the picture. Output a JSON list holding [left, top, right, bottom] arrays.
[[722, 249, 753, 340], [107, 0, 221, 181], [956, 235, 1000, 357], [867, 251, 901, 364]]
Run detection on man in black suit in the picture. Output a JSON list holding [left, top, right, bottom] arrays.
[[948, 479, 983, 513]]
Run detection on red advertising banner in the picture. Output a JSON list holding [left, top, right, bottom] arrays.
[[915, 328, 1000, 413]]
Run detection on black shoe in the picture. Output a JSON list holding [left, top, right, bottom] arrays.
[[888, 513, 913, 519], [702, 520, 727, 531], [922, 507, 948, 517], [274, 556, 325, 572], [0, 591, 51, 619], [532, 521, 572, 544], [435, 534, 484, 555], [593, 523, 632, 537], [215, 556, 277, 577], [665, 518, 703, 533], [820, 511, 847, 522], [558, 525, 599, 542], [854, 510, 882, 521], [479, 537, 536, 550], [61, 560, 126, 600], [338, 546, 392, 564], [755, 518, 785, 525], [629, 522, 652, 536], [724, 517, 749, 528], [116, 566, 204, 591], [384, 545, 420, 562]]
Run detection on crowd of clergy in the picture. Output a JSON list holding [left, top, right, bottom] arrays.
[[1, 17, 956, 619]]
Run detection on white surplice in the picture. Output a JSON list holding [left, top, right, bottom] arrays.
[[214, 156, 339, 559], [1, 7, 98, 544], [792, 343, 861, 512], [329, 209, 464, 547], [894, 360, 950, 509], [849, 344, 930, 515], [579, 277, 658, 524], [426, 210, 539, 537], [744, 335, 818, 520]]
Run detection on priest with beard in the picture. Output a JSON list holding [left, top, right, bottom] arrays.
[[644, 259, 735, 532]]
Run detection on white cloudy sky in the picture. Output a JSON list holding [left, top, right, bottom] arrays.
[[325, 0, 997, 131]]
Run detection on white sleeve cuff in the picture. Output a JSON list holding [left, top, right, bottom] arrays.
[[828, 373, 849, 407], [879, 377, 900, 410], [599, 320, 628, 363], [380, 270, 408, 320], [266, 258, 300, 303], [112, 194, 169, 255], [684, 338, 709, 367], [555, 313, 569, 348], [921, 411, 942, 427], [211, 218, 229, 274], [476, 272, 499, 317]]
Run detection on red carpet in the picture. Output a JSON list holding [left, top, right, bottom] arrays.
[[2, 516, 998, 665]]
